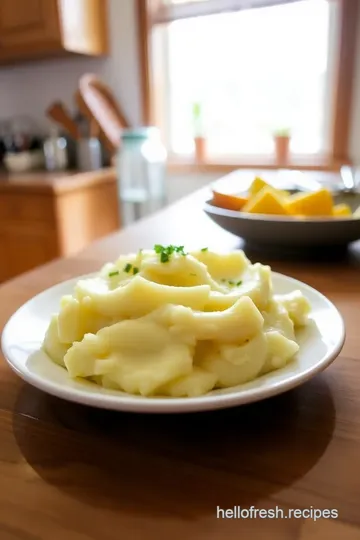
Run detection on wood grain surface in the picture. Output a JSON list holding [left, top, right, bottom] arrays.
[[0, 168, 117, 195], [0, 0, 108, 64], [0, 177, 360, 540], [0, 169, 120, 283]]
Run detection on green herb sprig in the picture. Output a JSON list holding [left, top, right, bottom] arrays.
[[154, 244, 187, 263]]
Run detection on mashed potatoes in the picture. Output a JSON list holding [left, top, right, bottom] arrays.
[[43, 246, 311, 397]]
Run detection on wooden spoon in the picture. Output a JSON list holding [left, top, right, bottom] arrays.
[[46, 101, 80, 140], [74, 89, 113, 152], [79, 74, 130, 152], [90, 118, 100, 139]]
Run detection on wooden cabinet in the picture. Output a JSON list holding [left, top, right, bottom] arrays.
[[0, 227, 58, 281], [0, 169, 120, 283], [0, 0, 61, 51], [0, 0, 108, 64]]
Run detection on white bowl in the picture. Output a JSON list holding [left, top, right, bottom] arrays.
[[4, 150, 44, 173]]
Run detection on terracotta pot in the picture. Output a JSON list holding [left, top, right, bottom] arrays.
[[194, 136, 206, 163], [274, 135, 290, 164]]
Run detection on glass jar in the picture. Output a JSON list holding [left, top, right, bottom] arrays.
[[116, 127, 167, 225]]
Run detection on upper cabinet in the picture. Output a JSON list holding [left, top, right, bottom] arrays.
[[0, 0, 109, 64], [0, 0, 62, 56]]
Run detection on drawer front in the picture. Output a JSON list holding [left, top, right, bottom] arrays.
[[0, 193, 55, 224], [0, 225, 59, 282]]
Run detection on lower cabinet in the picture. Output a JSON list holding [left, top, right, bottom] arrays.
[[0, 174, 120, 283]]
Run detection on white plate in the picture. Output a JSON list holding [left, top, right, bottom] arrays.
[[1, 273, 345, 414]]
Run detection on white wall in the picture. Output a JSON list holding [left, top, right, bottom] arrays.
[[167, 172, 220, 203], [0, 0, 142, 130]]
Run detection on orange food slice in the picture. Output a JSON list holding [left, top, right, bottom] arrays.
[[212, 190, 248, 211], [249, 176, 289, 197], [242, 187, 290, 215], [249, 176, 268, 196], [285, 188, 333, 217]]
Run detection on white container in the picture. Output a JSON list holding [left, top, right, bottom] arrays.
[[117, 127, 167, 225], [76, 138, 102, 171], [43, 128, 68, 171]]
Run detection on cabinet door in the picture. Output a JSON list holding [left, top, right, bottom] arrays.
[[1, 227, 58, 280], [0, 0, 62, 60], [0, 232, 11, 283]]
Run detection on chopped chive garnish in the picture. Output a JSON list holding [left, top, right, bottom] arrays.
[[221, 279, 242, 287], [190, 273, 197, 276], [201, 247, 208, 252], [133, 267, 139, 275], [108, 270, 119, 277], [154, 244, 187, 263], [124, 263, 132, 273]]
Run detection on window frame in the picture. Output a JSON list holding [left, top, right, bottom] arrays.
[[137, 0, 358, 171]]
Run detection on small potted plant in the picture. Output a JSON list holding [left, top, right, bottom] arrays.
[[273, 127, 291, 164], [192, 102, 206, 163]]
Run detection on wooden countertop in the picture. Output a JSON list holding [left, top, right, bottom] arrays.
[[0, 178, 360, 539], [0, 167, 117, 195]]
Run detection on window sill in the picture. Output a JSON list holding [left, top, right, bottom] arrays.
[[167, 155, 350, 174]]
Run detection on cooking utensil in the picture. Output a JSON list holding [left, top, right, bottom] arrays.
[[46, 102, 80, 141], [75, 89, 114, 153], [74, 112, 90, 139], [79, 74, 130, 152], [340, 165, 359, 193], [280, 168, 359, 195], [74, 89, 93, 120], [90, 119, 100, 139]]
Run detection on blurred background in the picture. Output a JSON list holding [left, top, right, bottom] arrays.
[[0, 0, 359, 281]]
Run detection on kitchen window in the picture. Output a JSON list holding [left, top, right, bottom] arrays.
[[138, 0, 358, 170]]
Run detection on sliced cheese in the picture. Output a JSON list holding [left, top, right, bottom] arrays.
[[242, 187, 290, 215], [248, 177, 288, 198], [285, 188, 333, 217], [333, 203, 352, 217], [249, 176, 268, 196]]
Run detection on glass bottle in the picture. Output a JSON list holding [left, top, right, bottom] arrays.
[[116, 127, 167, 226]]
